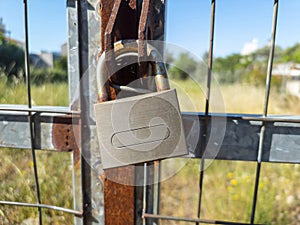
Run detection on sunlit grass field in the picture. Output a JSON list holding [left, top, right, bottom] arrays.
[[0, 80, 69, 106], [165, 79, 300, 225], [0, 79, 300, 224], [172, 79, 300, 115]]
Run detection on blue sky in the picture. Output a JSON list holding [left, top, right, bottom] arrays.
[[0, 0, 300, 57], [0, 0, 67, 53], [166, 0, 300, 57]]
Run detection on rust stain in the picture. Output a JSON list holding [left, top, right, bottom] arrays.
[[52, 115, 81, 167], [99, 0, 115, 54], [103, 166, 135, 225], [99, 0, 137, 54]]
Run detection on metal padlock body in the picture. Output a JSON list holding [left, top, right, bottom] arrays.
[[94, 89, 188, 169]]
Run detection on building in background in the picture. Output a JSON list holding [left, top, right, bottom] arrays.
[[273, 63, 300, 98], [1, 17, 67, 69], [30, 51, 62, 68], [61, 42, 67, 56]]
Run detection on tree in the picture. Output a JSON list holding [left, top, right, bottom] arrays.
[[54, 55, 68, 71], [0, 38, 25, 80], [213, 54, 244, 83], [281, 43, 300, 63], [164, 51, 175, 70], [30, 56, 68, 85], [169, 53, 197, 80], [0, 32, 5, 45]]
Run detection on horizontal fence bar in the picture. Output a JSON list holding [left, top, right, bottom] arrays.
[[0, 201, 83, 217], [183, 112, 300, 123], [143, 213, 263, 225], [0, 112, 80, 151], [0, 105, 80, 115], [182, 113, 300, 163], [1, 111, 299, 163]]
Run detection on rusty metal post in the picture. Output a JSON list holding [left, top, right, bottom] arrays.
[[99, 1, 138, 225], [98, 0, 166, 224]]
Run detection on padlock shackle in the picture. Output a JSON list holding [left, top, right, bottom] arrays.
[[96, 40, 170, 102], [110, 82, 153, 94], [97, 52, 111, 102]]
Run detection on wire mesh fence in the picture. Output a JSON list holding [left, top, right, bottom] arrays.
[[0, 0, 299, 225], [144, 0, 300, 224]]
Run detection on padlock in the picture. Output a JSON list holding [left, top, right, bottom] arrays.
[[94, 40, 188, 169]]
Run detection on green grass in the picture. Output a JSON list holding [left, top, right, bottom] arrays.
[[0, 79, 300, 224], [0, 78, 69, 106], [0, 80, 72, 224]]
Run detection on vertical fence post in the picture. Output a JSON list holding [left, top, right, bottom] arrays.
[[98, 1, 166, 224], [75, 0, 105, 224], [77, 0, 93, 224]]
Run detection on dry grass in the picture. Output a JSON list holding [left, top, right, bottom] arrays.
[[160, 160, 300, 225], [161, 80, 300, 224], [0, 149, 74, 225], [171, 79, 300, 115]]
